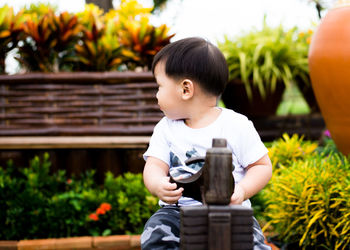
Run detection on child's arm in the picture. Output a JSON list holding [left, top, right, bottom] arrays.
[[143, 156, 184, 204], [230, 154, 272, 205]]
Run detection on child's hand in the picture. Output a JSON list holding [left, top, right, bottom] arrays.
[[156, 176, 184, 204], [230, 184, 246, 205]]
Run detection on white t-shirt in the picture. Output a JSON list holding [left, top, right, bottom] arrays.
[[143, 108, 268, 208]]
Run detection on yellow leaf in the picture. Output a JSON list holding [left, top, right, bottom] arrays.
[[307, 209, 324, 230], [0, 30, 10, 38], [109, 58, 122, 66], [275, 183, 295, 194]]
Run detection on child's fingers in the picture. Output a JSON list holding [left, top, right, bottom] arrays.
[[166, 182, 177, 190], [157, 176, 184, 203], [160, 187, 183, 203], [161, 187, 183, 197], [162, 189, 183, 203], [162, 176, 178, 190], [172, 187, 183, 195]]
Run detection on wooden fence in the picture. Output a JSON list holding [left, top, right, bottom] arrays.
[[0, 72, 325, 180], [0, 72, 162, 136]]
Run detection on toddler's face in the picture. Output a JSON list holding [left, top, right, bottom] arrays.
[[154, 62, 185, 120]]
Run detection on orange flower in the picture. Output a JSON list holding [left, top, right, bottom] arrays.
[[66, 179, 72, 184], [307, 37, 312, 45], [89, 213, 99, 221], [96, 207, 106, 215], [100, 202, 112, 212]]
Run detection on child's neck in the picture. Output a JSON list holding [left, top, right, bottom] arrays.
[[184, 105, 221, 129]]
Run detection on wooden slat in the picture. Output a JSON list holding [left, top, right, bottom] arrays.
[[9, 118, 98, 125], [0, 71, 155, 83], [0, 125, 157, 136], [102, 117, 161, 124], [0, 136, 151, 149]]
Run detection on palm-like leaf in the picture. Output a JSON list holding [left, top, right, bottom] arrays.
[[73, 5, 124, 71], [118, 16, 174, 69], [219, 20, 309, 100], [0, 5, 24, 73], [16, 9, 83, 72], [2, 2, 174, 72]]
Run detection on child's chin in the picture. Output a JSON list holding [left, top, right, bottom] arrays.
[[163, 112, 185, 121]]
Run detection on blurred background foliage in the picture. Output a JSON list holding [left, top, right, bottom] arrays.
[[0, 1, 174, 73], [0, 153, 158, 239], [1, 133, 348, 250]]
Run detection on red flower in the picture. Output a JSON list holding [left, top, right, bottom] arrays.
[[96, 207, 106, 215], [89, 213, 99, 221], [66, 179, 72, 184], [99, 202, 112, 212]]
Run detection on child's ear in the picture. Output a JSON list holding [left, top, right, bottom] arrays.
[[181, 79, 194, 100]]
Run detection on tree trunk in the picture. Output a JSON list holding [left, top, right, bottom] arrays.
[[85, 0, 113, 12]]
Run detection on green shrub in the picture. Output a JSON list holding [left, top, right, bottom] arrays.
[[252, 134, 318, 223], [218, 19, 309, 100], [0, 153, 158, 240], [0, 153, 69, 239], [268, 133, 318, 170], [86, 172, 158, 236], [262, 143, 350, 249]]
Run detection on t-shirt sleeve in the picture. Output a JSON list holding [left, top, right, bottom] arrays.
[[143, 118, 170, 166], [235, 119, 268, 168]]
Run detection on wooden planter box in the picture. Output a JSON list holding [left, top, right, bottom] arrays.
[[0, 235, 141, 250], [0, 234, 279, 250], [0, 72, 162, 136]]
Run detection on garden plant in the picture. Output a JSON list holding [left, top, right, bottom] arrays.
[[218, 19, 310, 100], [1, 133, 349, 250], [0, 1, 174, 73], [0, 153, 158, 240], [0, 5, 23, 73], [257, 133, 350, 250]]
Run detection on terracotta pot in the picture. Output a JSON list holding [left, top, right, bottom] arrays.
[[308, 2, 350, 155], [221, 79, 285, 119]]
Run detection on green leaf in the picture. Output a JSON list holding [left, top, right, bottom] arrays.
[[102, 229, 112, 236]]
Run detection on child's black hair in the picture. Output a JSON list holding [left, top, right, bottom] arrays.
[[152, 37, 228, 96]]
